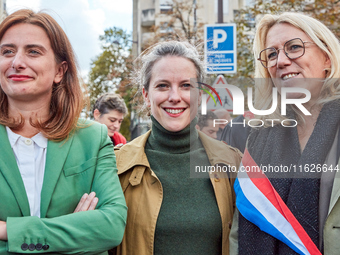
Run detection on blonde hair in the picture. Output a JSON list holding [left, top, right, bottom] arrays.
[[253, 12, 340, 122]]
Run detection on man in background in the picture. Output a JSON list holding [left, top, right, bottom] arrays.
[[214, 109, 232, 140], [196, 111, 219, 139], [93, 93, 128, 146]]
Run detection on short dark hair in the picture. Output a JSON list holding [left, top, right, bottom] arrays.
[[197, 111, 217, 129], [93, 93, 128, 116]]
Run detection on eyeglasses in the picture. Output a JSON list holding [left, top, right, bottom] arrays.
[[258, 38, 314, 68]]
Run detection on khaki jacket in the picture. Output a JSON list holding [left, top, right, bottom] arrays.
[[114, 130, 242, 255], [324, 157, 340, 255]]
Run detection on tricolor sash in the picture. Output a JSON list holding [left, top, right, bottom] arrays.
[[234, 149, 321, 255]]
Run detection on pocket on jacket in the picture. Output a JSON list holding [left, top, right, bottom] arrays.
[[63, 157, 97, 177]]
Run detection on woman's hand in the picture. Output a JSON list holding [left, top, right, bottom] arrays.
[[0, 221, 7, 240], [0, 193, 98, 241], [73, 192, 99, 213], [0, 192, 98, 240]]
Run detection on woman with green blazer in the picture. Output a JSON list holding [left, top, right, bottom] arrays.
[[0, 9, 127, 254]]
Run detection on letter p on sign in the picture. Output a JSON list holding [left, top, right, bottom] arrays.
[[213, 29, 227, 49]]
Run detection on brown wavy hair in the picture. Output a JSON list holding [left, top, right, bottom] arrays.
[[0, 9, 87, 141]]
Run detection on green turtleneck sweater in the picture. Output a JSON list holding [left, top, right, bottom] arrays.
[[145, 116, 222, 255]]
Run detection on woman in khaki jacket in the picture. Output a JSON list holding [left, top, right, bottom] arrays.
[[114, 41, 242, 255]]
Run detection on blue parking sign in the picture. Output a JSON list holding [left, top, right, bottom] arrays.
[[205, 24, 236, 74]]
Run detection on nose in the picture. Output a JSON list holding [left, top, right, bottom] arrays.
[[276, 49, 291, 68], [11, 51, 26, 70], [168, 86, 181, 103], [112, 122, 120, 131]]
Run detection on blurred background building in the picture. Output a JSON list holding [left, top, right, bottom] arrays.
[[132, 0, 254, 57], [0, 0, 7, 22]]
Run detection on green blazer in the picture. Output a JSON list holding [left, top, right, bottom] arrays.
[[0, 121, 127, 254]]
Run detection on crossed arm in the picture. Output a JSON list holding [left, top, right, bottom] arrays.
[[0, 192, 99, 240], [0, 123, 127, 253]]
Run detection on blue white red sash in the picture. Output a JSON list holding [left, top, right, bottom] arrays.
[[234, 149, 321, 255]]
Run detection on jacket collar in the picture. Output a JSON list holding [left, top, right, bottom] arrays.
[[198, 130, 242, 167], [40, 134, 74, 217], [329, 156, 340, 214], [116, 130, 151, 175], [0, 124, 75, 217], [116, 129, 241, 175], [0, 125, 30, 216]]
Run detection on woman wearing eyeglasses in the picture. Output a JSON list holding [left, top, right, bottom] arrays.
[[230, 12, 340, 255]]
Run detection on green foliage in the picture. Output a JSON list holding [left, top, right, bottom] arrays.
[[146, 0, 204, 49], [87, 27, 134, 140]]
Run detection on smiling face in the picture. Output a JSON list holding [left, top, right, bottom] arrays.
[[266, 23, 331, 104], [143, 56, 201, 132], [94, 109, 124, 137], [0, 23, 65, 107]]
